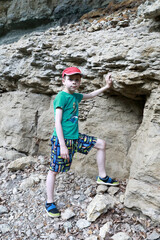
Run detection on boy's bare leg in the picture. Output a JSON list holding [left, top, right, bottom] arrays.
[[94, 139, 107, 178], [46, 170, 58, 203]]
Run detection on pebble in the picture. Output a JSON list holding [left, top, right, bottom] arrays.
[[76, 219, 91, 229], [49, 233, 57, 239], [99, 221, 112, 239], [61, 208, 76, 220], [0, 205, 8, 214], [85, 236, 98, 240], [63, 221, 72, 230], [111, 232, 131, 240], [108, 186, 119, 196], [147, 230, 160, 240], [0, 224, 11, 234], [96, 185, 108, 194]]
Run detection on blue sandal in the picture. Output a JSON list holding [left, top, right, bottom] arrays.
[[45, 202, 60, 218], [96, 176, 119, 186]]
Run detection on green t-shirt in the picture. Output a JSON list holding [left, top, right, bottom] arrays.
[[53, 91, 83, 139]]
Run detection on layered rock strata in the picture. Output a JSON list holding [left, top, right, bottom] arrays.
[[0, 0, 145, 36]]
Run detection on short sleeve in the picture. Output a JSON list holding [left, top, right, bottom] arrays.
[[54, 92, 66, 109]]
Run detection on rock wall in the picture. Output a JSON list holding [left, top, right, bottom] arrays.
[[0, 0, 160, 221], [0, 0, 129, 36]]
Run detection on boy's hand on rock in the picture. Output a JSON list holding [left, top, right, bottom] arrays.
[[60, 145, 69, 160], [105, 73, 112, 89]]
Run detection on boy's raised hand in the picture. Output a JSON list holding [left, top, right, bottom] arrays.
[[105, 73, 112, 89]]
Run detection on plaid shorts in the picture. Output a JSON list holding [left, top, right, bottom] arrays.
[[49, 133, 97, 172]]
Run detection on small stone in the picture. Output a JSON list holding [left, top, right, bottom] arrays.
[[85, 236, 98, 240], [26, 229, 32, 237], [38, 155, 48, 165], [11, 174, 16, 180], [0, 205, 8, 214], [111, 232, 131, 240], [61, 208, 75, 220], [36, 223, 44, 229], [108, 186, 119, 196], [84, 186, 93, 196], [96, 185, 108, 194], [119, 194, 125, 203], [0, 224, 11, 233], [73, 194, 80, 199], [63, 221, 72, 230], [49, 233, 57, 239], [20, 175, 40, 190], [87, 26, 94, 32], [147, 230, 160, 240], [76, 219, 91, 229], [99, 222, 112, 239], [13, 187, 18, 194]]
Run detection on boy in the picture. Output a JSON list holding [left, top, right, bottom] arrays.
[[46, 67, 119, 218]]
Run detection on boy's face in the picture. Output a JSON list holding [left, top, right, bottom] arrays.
[[62, 74, 81, 94]]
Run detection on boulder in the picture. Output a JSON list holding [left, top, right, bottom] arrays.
[[124, 88, 160, 222], [7, 156, 36, 171], [87, 194, 115, 222]]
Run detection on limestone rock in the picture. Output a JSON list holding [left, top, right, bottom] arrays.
[[143, 0, 160, 19], [124, 179, 160, 222], [96, 185, 108, 194], [61, 208, 76, 220], [63, 221, 72, 230], [0, 92, 52, 160], [111, 232, 131, 240], [147, 230, 160, 240], [19, 174, 40, 190], [87, 194, 115, 222], [7, 156, 36, 171], [76, 219, 91, 229], [125, 88, 160, 222], [108, 186, 119, 196], [0, 224, 11, 234], [99, 221, 112, 239], [0, 205, 8, 214], [85, 236, 98, 240]]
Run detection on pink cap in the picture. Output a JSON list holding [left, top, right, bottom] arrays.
[[62, 67, 82, 78]]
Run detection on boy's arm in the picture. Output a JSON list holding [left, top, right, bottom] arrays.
[[82, 73, 112, 100], [55, 108, 69, 160]]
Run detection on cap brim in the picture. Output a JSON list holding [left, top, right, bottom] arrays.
[[63, 72, 83, 77], [67, 72, 82, 75]]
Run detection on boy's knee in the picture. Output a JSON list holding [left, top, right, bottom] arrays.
[[95, 139, 106, 150], [100, 139, 106, 149]]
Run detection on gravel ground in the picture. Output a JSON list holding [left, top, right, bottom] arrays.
[[0, 160, 160, 240]]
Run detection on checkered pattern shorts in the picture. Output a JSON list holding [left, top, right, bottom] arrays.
[[49, 133, 97, 172]]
